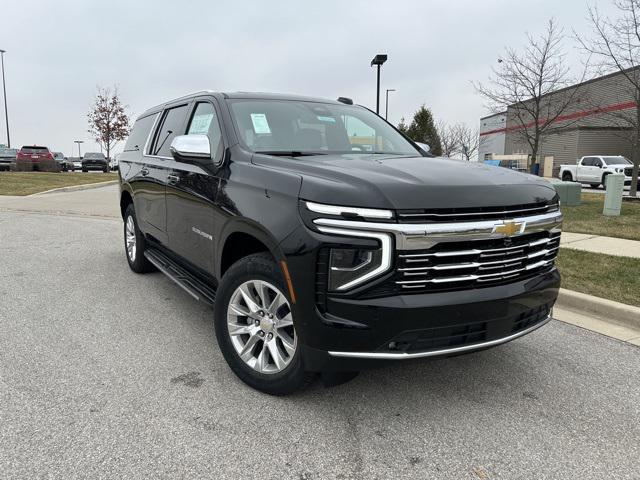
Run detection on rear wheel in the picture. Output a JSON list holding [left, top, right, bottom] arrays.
[[214, 253, 314, 395], [123, 204, 155, 273], [562, 172, 573, 182], [589, 183, 601, 189]]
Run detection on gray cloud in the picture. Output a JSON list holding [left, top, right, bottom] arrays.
[[1, 0, 616, 154]]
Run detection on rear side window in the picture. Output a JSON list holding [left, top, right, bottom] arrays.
[[124, 114, 157, 152], [186, 102, 224, 162], [581, 157, 594, 166], [151, 105, 189, 157], [21, 147, 49, 154]]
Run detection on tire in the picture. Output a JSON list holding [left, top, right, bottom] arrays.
[[82, 168, 88, 173], [103, 167, 108, 173], [561, 172, 572, 182], [602, 173, 610, 188], [214, 253, 314, 395], [589, 183, 600, 189], [123, 204, 156, 273]]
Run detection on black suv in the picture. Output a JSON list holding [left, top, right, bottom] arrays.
[[82, 152, 108, 172], [118, 91, 562, 394]]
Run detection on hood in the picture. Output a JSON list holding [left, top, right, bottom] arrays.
[[256, 154, 557, 210]]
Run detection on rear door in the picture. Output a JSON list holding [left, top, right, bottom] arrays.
[[578, 157, 594, 182], [165, 98, 225, 275]]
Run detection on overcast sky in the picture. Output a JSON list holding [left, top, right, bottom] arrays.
[[0, 0, 617, 155]]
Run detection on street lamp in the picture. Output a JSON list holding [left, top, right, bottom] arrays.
[[385, 89, 396, 120], [0, 49, 10, 148], [370, 54, 388, 115], [74, 140, 84, 158]]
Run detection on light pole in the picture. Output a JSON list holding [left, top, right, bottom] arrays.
[[370, 54, 388, 115], [0, 49, 10, 148], [74, 140, 84, 158], [385, 89, 395, 120]]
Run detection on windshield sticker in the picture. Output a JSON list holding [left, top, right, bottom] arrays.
[[250, 113, 271, 134], [189, 113, 213, 135], [317, 116, 336, 123]]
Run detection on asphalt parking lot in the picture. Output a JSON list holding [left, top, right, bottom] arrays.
[[1, 198, 639, 478]]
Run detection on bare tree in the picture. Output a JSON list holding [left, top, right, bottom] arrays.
[[578, 0, 640, 196], [437, 120, 460, 157], [474, 19, 584, 170], [455, 123, 483, 161], [88, 86, 130, 160]]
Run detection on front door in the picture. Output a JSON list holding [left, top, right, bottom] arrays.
[[166, 100, 225, 275]]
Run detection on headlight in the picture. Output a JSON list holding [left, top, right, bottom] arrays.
[[616, 168, 623, 173], [316, 226, 392, 291], [329, 248, 384, 291]]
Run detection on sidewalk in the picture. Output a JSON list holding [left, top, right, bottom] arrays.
[[561, 232, 640, 258]]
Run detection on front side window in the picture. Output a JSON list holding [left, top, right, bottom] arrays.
[[186, 102, 224, 162], [228, 99, 419, 156], [152, 104, 189, 157]]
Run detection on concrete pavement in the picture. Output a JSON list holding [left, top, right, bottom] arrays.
[[1, 210, 639, 479], [0, 184, 120, 218], [560, 232, 640, 258]]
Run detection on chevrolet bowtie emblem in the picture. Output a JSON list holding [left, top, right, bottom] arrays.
[[493, 220, 525, 236]]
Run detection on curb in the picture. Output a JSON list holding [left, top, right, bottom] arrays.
[[555, 288, 640, 330], [30, 180, 118, 196]]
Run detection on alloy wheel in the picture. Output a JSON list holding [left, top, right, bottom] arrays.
[[226, 280, 296, 374], [125, 216, 137, 262]]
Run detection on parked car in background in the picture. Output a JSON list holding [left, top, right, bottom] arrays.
[[53, 152, 72, 172], [0, 147, 17, 171], [68, 157, 82, 171], [82, 152, 108, 172], [560, 155, 637, 188], [109, 154, 120, 171], [15, 146, 58, 172]]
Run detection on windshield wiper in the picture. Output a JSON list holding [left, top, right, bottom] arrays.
[[255, 151, 327, 157]]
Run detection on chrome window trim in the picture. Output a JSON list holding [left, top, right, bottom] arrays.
[[316, 226, 392, 291], [306, 201, 393, 219], [328, 311, 552, 359], [314, 211, 562, 250]]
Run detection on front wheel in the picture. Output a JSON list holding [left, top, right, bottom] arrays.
[[214, 253, 314, 395]]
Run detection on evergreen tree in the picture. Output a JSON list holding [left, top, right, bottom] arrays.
[[397, 117, 409, 134], [405, 105, 442, 156]]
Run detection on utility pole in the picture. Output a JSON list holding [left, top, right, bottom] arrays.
[[385, 89, 395, 120], [0, 49, 10, 148]]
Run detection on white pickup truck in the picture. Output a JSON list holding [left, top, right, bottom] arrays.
[[559, 155, 635, 188]]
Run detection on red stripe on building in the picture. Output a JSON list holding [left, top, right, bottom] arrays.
[[479, 101, 637, 136]]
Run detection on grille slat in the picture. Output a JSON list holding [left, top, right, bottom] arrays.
[[394, 231, 560, 292], [397, 202, 559, 223]]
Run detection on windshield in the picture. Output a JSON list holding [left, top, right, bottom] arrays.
[[0, 148, 17, 156], [84, 153, 105, 159], [228, 99, 419, 156], [602, 156, 632, 165], [54, 152, 64, 159]]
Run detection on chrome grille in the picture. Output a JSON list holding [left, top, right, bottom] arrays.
[[396, 202, 559, 223], [395, 231, 560, 291]]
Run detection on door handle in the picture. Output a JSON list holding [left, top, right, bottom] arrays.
[[141, 167, 150, 176], [167, 174, 180, 185]]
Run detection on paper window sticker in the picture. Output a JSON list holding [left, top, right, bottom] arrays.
[[189, 113, 214, 135], [250, 113, 271, 134]]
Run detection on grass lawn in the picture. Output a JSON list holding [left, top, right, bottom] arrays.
[[556, 248, 640, 307], [561, 193, 640, 241], [0, 172, 118, 196]]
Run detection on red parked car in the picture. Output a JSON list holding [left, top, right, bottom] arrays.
[[15, 146, 58, 172]]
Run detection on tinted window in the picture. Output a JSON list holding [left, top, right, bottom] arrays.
[[602, 156, 632, 165], [186, 102, 224, 162], [581, 157, 594, 166], [124, 113, 157, 153], [21, 147, 49, 154], [592, 158, 603, 167], [84, 153, 105, 160], [152, 105, 189, 157]]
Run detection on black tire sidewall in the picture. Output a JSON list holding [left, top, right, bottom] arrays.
[[214, 253, 308, 395]]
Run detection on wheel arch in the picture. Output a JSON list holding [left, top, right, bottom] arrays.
[[217, 220, 285, 278], [120, 187, 134, 219]]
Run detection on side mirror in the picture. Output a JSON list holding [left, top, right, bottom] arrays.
[[415, 142, 430, 154], [170, 135, 211, 163]]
